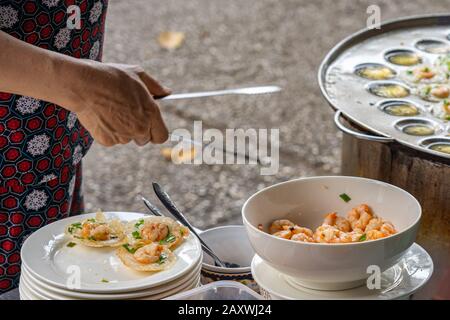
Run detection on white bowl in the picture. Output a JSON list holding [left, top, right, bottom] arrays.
[[199, 226, 258, 292], [200, 226, 254, 273], [242, 176, 421, 290]]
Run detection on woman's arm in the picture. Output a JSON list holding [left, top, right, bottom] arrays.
[[0, 30, 80, 107], [0, 31, 170, 146]]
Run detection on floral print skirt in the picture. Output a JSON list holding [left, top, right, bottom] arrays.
[[0, 162, 85, 293]]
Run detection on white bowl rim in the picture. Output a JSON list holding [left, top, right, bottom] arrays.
[[242, 176, 422, 247], [200, 225, 252, 273]]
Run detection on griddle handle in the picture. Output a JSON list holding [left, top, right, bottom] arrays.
[[334, 111, 395, 143]]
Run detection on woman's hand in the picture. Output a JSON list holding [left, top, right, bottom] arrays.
[[0, 31, 170, 147], [69, 62, 171, 146]]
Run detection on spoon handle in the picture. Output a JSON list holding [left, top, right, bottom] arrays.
[[141, 197, 165, 216], [152, 183, 227, 268], [160, 86, 281, 101]]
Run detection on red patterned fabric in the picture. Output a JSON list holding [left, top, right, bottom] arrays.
[[0, 0, 108, 293]]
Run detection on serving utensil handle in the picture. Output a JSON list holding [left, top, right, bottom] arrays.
[[161, 90, 231, 100], [334, 110, 394, 143], [160, 85, 281, 100]]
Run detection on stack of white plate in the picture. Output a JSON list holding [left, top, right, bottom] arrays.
[[19, 212, 202, 300]]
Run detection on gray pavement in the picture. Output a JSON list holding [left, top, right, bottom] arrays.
[[83, 0, 449, 229]]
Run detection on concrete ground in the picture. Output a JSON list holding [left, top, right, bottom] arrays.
[[83, 0, 449, 229]]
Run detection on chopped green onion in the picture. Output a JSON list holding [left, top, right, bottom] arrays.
[[339, 193, 351, 203], [132, 231, 142, 240], [406, 70, 413, 75], [159, 234, 176, 245], [123, 244, 137, 254], [359, 234, 367, 242], [67, 242, 77, 248], [158, 253, 168, 265], [68, 222, 82, 233], [134, 219, 144, 228], [87, 218, 96, 223], [101, 278, 109, 283]]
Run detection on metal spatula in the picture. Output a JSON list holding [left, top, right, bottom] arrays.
[[161, 85, 281, 101]]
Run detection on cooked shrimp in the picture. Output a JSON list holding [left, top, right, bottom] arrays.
[[431, 86, 450, 99], [263, 204, 395, 244], [272, 230, 293, 240], [80, 223, 111, 240], [323, 212, 338, 226], [322, 212, 351, 232], [313, 225, 341, 243], [141, 223, 170, 242], [330, 231, 363, 243], [353, 211, 373, 231], [366, 230, 387, 240], [414, 67, 436, 80], [291, 233, 315, 243], [380, 221, 396, 235], [134, 243, 164, 264], [90, 224, 111, 241], [335, 217, 352, 232], [365, 218, 384, 232], [291, 226, 314, 237], [347, 204, 374, 231], [269, 219, 295, 234], [80, 223, 93, 239]]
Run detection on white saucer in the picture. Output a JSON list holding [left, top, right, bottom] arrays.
[[21, 212, 202, 293], [251, 243, 433, 300]]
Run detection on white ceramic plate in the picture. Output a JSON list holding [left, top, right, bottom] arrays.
[[20, 272, 201, 300], [21, 212, 202, 293], [19, 285, 31, 300], [21, 260, 201, 300], [252, 243, 433, 300]]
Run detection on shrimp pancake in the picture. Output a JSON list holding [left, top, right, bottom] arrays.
[[125, 216, 189, 250], [116, 243, 176, 272], [65, 211, 126, 247]]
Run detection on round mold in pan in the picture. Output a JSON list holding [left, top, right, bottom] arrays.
[[377, 100, 423, 117], [394, 118, 443, 136], [415, 38, 450, 54], [419, 137, 450, 155], [354, 63, 397, 80], [366, 81, 411, 98], [384, 49, 423, 66]]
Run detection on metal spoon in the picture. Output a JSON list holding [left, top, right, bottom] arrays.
[[141, 195, 227, 268], [151, 182, 228, 268], [161, 85, 281, 101]]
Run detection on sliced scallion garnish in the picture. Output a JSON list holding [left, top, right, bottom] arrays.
[[339, 193, 351, 203]]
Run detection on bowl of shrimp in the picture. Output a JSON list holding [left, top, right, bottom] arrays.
[[242, 176, 421, 290]]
